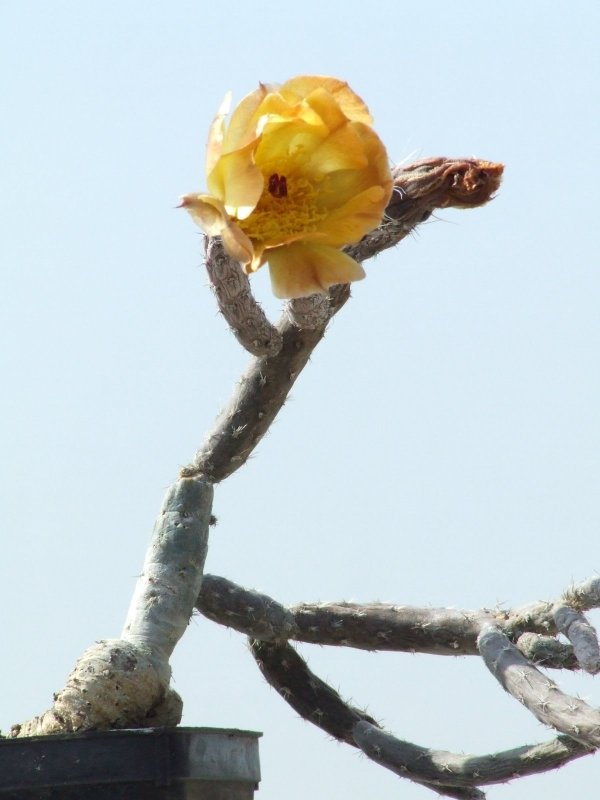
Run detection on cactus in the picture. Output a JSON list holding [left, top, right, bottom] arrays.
[[14, 156, 600, 797]]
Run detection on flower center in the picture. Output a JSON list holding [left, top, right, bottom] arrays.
[[238, 173, 327, 246]]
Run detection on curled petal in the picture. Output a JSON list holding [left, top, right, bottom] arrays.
[[280, 76, 373, 125], [206, 92, 232, 177], [267, 242, 365, 299], [179, 194, 254, 265], [222, 83, 270, 154], [207, 140, 264, 219], [259, 91, 324, 129], [221, 221, 254, 266], [179, 193, 229, 236], [304, 87, 351, 133]]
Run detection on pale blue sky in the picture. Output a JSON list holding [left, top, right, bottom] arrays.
[[2, 2, 599, 798]]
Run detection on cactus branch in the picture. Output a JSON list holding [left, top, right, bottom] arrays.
[[204, 237, 283, 357], [197, 573, 600, 796], [248, 638, 590, 799], [478, 626, 600, 748], [184, 157, 503, 482], [197, 574, 595, 670], [553, 606, 600, 674], [352, 720, 586, 794]]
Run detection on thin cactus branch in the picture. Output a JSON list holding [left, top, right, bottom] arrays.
[[197, 574, 595, 671], [285, 293, 330, 330], [198, 574, 298, 642], [204, 236, 283, 357], [248, 638, 591, 799], [349, 157, 503, 264], [553, 606, 600, 674], [183, 157, 503, 482], [249, 639, 378, 745], [478, 626, 600, 748], [180, 297, 348, 483], [352, 720, 587, 793], [197, 575, 600, 795]]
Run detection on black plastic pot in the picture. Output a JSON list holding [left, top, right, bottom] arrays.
[[0, 727, 261, 799]]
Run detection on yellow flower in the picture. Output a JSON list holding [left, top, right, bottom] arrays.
[[180, 76, 393, 299]]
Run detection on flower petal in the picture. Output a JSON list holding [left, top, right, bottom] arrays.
[[179, 193, 229, 236], [258, 91, 324, 128], [304, 87, 349, 133], [205, 92, 231, 177], [221, 220, 255, 266], [267, 242, 365, 299], [207, 139, 264, 219], [315, 185, 390, 245], [222, 83, 270, 153], [305, 122, 370, 174], [280, 76, 373, 125], [257, 105, 363, 180], [315, 122, 392, 207], [178, 193, 254, 265], [254, 117, 327, 175]]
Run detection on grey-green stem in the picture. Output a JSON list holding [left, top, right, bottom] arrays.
[[12, 478, 213, 737]]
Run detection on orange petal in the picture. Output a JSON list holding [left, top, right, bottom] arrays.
[[267, 242, 365, 299]]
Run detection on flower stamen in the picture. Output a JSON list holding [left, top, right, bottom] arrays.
[[268, 173, 288, 199]]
